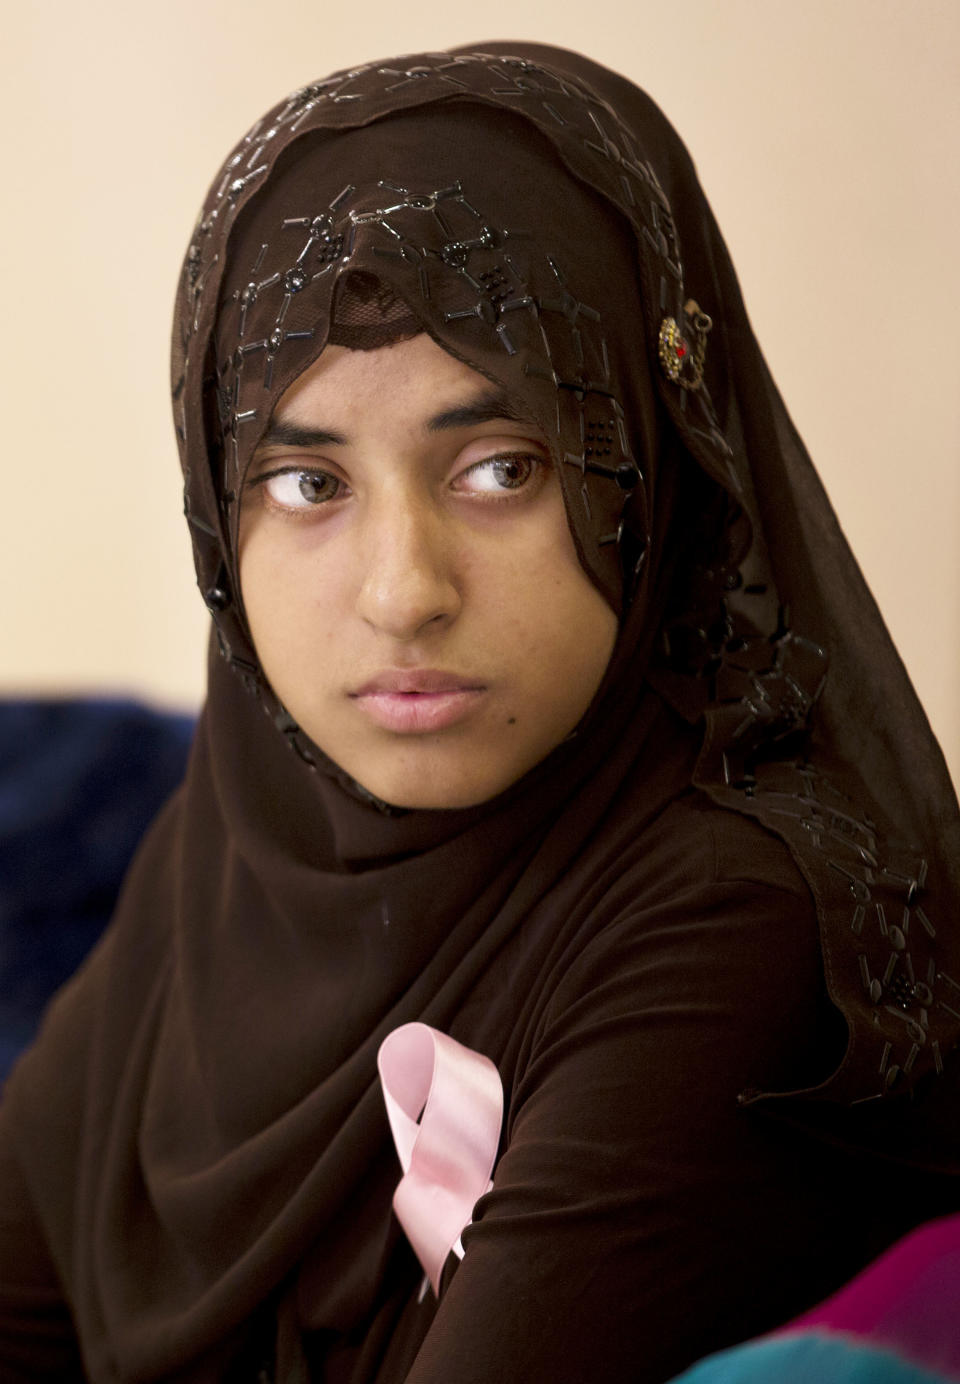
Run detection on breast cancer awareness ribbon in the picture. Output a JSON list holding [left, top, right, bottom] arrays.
[[377, 1022, 503, 1296]]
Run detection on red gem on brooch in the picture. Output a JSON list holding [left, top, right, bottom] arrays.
[[658, 317, 688, 382], [658, 302, 712, 392]]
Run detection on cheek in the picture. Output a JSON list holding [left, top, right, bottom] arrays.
[[238, 524, 342, 679], [239, 526, 287, 644], [491, 522, 617, 703]]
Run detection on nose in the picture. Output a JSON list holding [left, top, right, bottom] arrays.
[[354, 495, 461, 640]]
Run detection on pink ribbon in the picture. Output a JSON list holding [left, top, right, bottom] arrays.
[[377, 1022, 503, 1295]]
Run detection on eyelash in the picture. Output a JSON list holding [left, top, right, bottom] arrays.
[[249, 468, 345, 509], [246, 450, 547, 515], [455, 451, 544, 495]]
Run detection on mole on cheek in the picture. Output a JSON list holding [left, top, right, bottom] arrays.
[[507, 717, 517, 726]]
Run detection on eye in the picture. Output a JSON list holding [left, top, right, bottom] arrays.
[[249, 467, 344, 512], [454, 451, 543, 497]]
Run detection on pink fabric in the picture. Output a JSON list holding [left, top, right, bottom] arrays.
[[377, 1023, 503, 1295], [783, 1214, 960, 1379]]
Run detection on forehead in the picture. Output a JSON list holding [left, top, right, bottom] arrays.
[[258, 335, 538, 439], [275, 336, 487, 414]]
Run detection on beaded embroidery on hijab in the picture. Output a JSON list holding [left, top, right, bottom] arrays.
[[1, 42, 956, 1384], [207, 108, 654, 646], [174, 43, 960, 1106]]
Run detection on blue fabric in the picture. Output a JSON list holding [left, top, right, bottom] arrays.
[[672, 1334, 954, 1384], [0, 698, 194, 1078]]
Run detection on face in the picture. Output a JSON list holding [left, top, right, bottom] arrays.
[[238, 333, 617, 810]]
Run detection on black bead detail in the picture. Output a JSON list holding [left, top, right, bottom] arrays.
[[580, 458, 640, 490], [205, 586, 231, 612]]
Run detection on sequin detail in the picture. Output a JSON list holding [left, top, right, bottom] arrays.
[[171, 50, 959, 1093]]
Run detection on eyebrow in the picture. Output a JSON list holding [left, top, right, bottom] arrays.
[[255, 421, 348, 449], [254, 389, 535, 453], [426, 389, 534, 432]]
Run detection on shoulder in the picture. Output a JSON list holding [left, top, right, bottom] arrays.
[[629, 784, 814, 899], [531, 790, 833, 1104], [551, 786, 817, 991]]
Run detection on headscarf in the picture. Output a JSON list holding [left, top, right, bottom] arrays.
[[6, 40, 959, 1383], [174, 37, 960, 1101]]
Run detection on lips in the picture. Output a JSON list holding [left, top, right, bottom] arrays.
[[350, 670, 487, 733]]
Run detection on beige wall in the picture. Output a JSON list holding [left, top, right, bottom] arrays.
[[4, 1, 958, 786]]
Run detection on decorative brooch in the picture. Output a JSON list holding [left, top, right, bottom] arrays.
[[658, 299, 713, 391]]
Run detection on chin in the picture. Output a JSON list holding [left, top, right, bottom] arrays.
[[346, 752, 520, 813], [358, 775, 497, 813]]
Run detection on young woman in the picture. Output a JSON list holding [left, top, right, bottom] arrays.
[[1, 41, 957, 1384]]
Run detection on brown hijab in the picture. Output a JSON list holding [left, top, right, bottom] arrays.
[[174, 38, 960, 1099], [5, 40, 958, 1384]]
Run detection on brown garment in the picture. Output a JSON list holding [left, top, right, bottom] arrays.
[[1, 40, 958, 1384]]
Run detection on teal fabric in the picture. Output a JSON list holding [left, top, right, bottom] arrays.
[[672, 1334, 953, 1384]]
